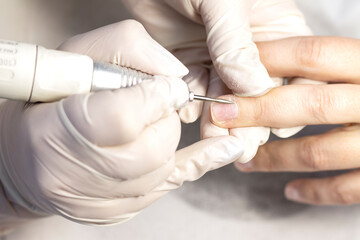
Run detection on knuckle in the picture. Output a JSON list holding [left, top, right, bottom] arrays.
[[112, 20, 147, 48], [332, 184, 355, 205], [257, 147, 274, 171], [304, 186, 322, 204], [263, 156, 275, 172], [295, 37, 323, 71], [117, 19, 145, 33], [252, 98, 268, 124], [110, 20, 153, 66], [301, 137, 328, 170], [306, 87, 334, 123]]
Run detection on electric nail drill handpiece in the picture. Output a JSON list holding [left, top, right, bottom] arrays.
[[0, 39, 232, 104]]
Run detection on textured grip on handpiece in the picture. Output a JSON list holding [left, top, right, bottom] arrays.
[[92, 62, 152, 92]]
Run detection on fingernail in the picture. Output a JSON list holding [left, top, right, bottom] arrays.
[[285, 185, 302, 202], [235, 161, 253, 172], [210, 102, 238, 123]]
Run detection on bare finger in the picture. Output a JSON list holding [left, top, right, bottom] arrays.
[[210, 84, 360, 129], [235, 125, 360, 172], [257, 37, 360, 83], [285, 170, 360, 205]]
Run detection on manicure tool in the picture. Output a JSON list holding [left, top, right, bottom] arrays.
[[0, 39, 232, 104]]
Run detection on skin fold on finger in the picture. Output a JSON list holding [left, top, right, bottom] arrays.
[[250, 2, 314, 139], [285, 169, 360, 205], [256, 37, 360, 83], [250, 2, 315, 139], [210, 84, 360, 129], [235, 125, 360, 173], [271, 78, 326, 138]]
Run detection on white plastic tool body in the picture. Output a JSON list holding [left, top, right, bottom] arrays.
[[0, 39, 93, 102]]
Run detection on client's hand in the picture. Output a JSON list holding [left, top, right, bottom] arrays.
[[211, 36, 360, 205]]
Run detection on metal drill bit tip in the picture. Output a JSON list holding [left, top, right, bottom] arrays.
[[194, 95, 234, 104], [189, 92, 234, 104]]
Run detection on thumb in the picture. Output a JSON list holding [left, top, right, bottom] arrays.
[[196, 0, 274, 96], [58, 20, 189, 77]]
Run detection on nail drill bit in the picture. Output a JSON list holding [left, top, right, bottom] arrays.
[[189, 92, 233, 104]]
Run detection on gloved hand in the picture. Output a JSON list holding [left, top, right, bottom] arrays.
[[121, 0, 321, 163], [0, 20, 244, 234], [121, 0, 313, 123]]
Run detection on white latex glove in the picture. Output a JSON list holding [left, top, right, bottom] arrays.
[[120, 0, 318, 162], [121, 0, 314, 123], [121, 1, 323, 163], [121, 0, 272, 123], [0, 20, 244, 234], [200, 1, 325, 163]]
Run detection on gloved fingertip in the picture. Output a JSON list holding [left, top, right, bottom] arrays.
[[236, 151, 257, 164], [165, 56, 189, 78], [234, 160, 253, 172], [152, 44, 189, 77], [178, 102, 202, 124], [271, 126, 305, 139], [217, 137, 245, 164], [151, 75, 190, 112], [230, 127, 270, 163]]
